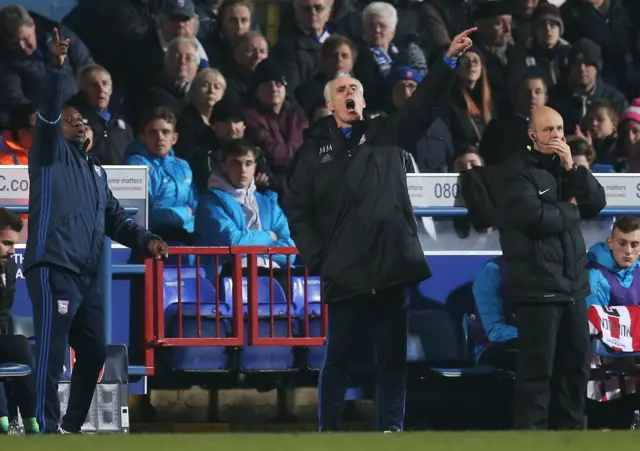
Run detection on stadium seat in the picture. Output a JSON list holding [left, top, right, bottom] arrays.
[[409, 310, 493, 377], [163, 267, 229, 372], [291, 277, 323, 369], [592, 163, 616, 173], [11, 316, 35, 339], [165, 302, 233, 372], [0, 363, 30, 378], [163, 266, 217, 310]]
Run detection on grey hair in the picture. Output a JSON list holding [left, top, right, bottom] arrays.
[[293, 0, 333, 10], [362, 2, 398, 29], [165, 36, 201, 66], [323, 73, 364, 102], [76, 64, 111, 87]]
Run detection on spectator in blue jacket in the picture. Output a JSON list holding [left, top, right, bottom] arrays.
[[124, 107, 197, 241], [195, 138, 295, 279], [586, 216, 640, 308], [0, 5, 93, 129], [470, 256, 518, 371]]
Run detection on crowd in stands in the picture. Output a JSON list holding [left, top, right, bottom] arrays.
[[0, 0, 640, 254]]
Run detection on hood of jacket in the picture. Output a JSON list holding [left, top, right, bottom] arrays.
[[125, 138, 176, 162], [587, 241, 640, 285]]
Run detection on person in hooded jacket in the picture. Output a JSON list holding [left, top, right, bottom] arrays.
[[124, 107, 197, 242], [284, 28, 477, 433], [585, 216, 640, 429]]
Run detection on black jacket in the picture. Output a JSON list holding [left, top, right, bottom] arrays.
[[65, 92, 133, 165], [0, 259, 17, 334], [496, 150, 606, 304], [284, 57, 454, 303]]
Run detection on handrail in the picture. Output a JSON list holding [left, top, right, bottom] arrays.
[[412, 206, 640, 217]]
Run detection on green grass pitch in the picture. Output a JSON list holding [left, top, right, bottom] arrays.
[[3, 432, 639, 450]]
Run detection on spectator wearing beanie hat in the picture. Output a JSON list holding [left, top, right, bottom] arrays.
[[613, 99, 640, 172], [524, 2, 570, 87], [510, 0, 542, 47], [385, 66, 454, 173], [560, 0, 634, 98], [188, 92, 275, 194], [549, 38, 628, 135], [244, 59, 309, 177]]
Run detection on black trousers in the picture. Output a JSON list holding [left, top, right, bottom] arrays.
[[318, 285, 408, 432], [513, 301, 590, 430], [0, 334, 37, 418], [26, 265, 106, 433]]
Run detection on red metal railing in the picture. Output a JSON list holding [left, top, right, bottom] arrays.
[[142, 246, 328, 375]]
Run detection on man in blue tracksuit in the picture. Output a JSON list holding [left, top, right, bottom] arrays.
[[24, 29, 168, 434]]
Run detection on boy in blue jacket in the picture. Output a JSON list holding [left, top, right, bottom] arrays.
[[586, 216, 640, 308], [25, 30, 168, 434], [471, 256, 518, 371], [195, 138, 295, 280], [124, 107, 198, 240]]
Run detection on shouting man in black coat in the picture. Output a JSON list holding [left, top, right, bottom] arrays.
[[496, 106, 606, 430], [285, 27, 477, 432]]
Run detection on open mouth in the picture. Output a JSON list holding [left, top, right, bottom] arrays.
[[345, 99, 355, 111]]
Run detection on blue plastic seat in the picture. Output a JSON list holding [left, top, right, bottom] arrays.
[[592, 163, 615, 173], [592, 338, 640, 359], [409, 310, 493, 377], [163, 266, 217, 309], [163, 267, 228, 372], [0, 363, 31, 378]]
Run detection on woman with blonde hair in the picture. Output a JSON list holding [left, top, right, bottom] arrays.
[[175, 68, 227, 159]]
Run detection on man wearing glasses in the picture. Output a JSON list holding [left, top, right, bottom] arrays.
[[24, 29, 169, 434]]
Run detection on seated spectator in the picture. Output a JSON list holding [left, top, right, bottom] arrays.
[[128, 0, 209, 92], [194, 138, 295, 278], [420, 0, 473, 56], [174, 68, 226, 160], [132, 36, 201, 131], [550, 38, 628, 134], [84, 124, 95, 152], [480, 74, 547, 166], [386, 66, 454, 172], [124, 107, 197, 241], [579, 99, 617, 165], [295, 35, 358, 116], [189, 93, 274, 193], [585, 216, 640, 429], [354, 2, 428, 112], [470, 256, 518, 370], [66, 65, 133, 165], [511, 0, 542, 46], [611, 100, 640, 172], [244, 59, 309, 178], [224, 31, 269, 101], [472, 1, 527, 116], [0, 5, 93, 128], [0, 104, 36, 165], [272, 0, 334, 92], [203, 0, 260, 72], [448, 47, 494, 153], [587, 216, 640, 308], [524, 3, 570, 88], [0, 208, 39, 434], [568, 136, 596, 170], [561, 0, 635, 98], [452, 147, 484, 172]]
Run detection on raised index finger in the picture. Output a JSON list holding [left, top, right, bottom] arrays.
[[458, 27, 478, 38], [52, 27, 60, 42]]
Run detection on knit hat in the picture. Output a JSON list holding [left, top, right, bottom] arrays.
[[386, 66, 424, 92], [474, 0, 512, 21], [567, 38, 603, 72], [252, 59, 287, 91], [161, 0, 197, 19], [619, 99, 640, 126], [532, 3, 564, 36], [394, 42, 428, 76], [210, 93, 245, 123]]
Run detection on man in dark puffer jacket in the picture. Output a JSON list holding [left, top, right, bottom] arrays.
[[496, 106, 606, 431]]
